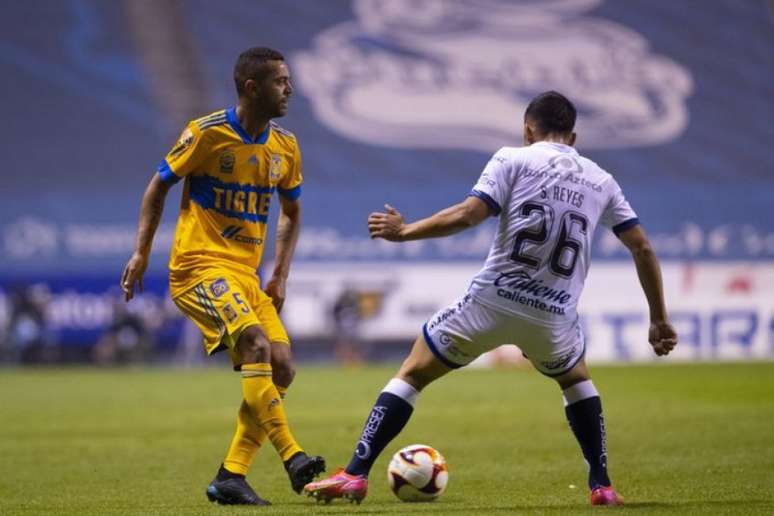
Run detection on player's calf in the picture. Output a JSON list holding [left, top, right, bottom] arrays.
[[561, 379, 612, 490]]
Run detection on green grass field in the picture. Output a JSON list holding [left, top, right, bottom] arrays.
[[1, 362, 773, 515]]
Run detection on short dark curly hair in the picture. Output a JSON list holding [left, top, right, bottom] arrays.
[[234, 47, 285, 96], [524, 91, 577, 136]]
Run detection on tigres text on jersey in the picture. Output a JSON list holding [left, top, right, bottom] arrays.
[[158, 107, 302, 297]]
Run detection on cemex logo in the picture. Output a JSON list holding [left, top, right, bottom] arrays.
[[220, 225, 263, 246]]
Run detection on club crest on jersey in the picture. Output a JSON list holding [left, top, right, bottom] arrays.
[[549, 155, 583, 174], [169, 128, 194, 157], [223, 303, 239, 323], [269, 154, 283, 181], [209, 278, 230, 298], [220, 150, 235, 174]]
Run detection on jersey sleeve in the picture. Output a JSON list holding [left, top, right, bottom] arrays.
[[277, 142, 303, 201], [468, 147, 512, 216], [157, 122, 209, 184], [600, 178, 639, 236]]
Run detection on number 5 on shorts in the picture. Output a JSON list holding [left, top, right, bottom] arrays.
[[233, 293, 250, 314]]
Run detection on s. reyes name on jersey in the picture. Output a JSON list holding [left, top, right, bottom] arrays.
[[467, 142, 638, 326], [158, 107, 302, 297]]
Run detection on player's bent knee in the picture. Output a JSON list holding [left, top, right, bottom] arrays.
[[270, 342, 295, 387], [398, 371, 432, 392], [395, 334, 453, 391], [272, 358, 296, 388], [397, 362, 445, 392], [553, 360, 591, 390], [235, 325, 271, 363]]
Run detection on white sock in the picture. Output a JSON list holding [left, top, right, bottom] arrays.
[[383, 378, 420, 408], [562, 380, 599, 406]]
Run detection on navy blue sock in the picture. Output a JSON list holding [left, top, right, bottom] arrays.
[[345, 392, 414, 477], [565, 396, 611, 489]]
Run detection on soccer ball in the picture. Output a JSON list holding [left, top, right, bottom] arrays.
[[387, 444, 449, 502]]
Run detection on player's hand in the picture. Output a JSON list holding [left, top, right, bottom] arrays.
[[368, 204, 405, 241], [265, 275, 287, 313], [649, 320, 677, 356], [121, 252, 148, 302]]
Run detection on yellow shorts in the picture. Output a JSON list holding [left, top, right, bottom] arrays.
[[172, 272, 290, 365]]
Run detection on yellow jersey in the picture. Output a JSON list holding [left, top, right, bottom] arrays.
[[158, 107, 302, 297]]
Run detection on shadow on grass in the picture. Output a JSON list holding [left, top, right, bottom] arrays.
[[276, 497, 774, 514], [625, 499, 774, 509]]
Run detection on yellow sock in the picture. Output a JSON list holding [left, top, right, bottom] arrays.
[[223, 386, 289, 475], [223, 401, 264, 475], [240, 364, 302, 462]]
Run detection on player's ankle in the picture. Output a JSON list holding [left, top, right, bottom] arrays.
[[217, 464, 245, 481]]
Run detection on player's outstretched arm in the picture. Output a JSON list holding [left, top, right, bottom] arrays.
[[121, 173, 173, 301], [368, 196, 490, 242], [618, 224, 678, 356], [265, 196, 301, 313]]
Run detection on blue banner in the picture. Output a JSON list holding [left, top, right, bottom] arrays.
[[1, 0, 772, 274]]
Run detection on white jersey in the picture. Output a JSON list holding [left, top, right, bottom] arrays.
[[467, 142, 638, 327]]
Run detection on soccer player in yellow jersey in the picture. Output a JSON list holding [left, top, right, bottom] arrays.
[[120, 47, 325, 506]]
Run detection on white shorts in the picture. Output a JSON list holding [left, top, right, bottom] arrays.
[[422, 294, 585, 376]]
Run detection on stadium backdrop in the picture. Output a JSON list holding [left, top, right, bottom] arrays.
[[0, 0, 771, 361]]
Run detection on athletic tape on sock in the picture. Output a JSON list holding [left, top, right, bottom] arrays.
[[383, 378, 420, 408], [562, 380, 599, 406]]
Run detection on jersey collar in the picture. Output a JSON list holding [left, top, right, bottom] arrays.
[[226, 106, 270, 144], [532, 141, 578, 154]]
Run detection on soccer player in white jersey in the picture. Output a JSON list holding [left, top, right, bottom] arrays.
[[304, 91, 677, 506]]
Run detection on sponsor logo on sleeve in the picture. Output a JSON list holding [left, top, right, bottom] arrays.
[[169, 128, 195, 157]]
